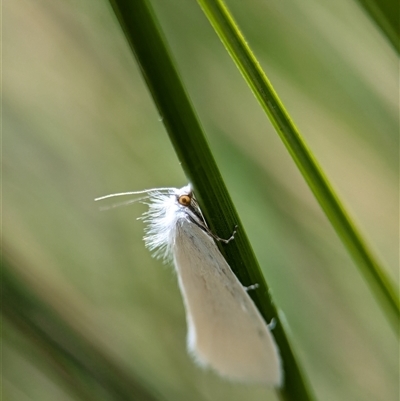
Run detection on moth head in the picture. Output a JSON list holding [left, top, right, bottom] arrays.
[[176, 185, 196, 209]]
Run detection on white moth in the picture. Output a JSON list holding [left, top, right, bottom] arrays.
[[96, 184, 283, 386]]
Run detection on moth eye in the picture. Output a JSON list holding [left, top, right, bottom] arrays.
[[178, 194, 191, 206]]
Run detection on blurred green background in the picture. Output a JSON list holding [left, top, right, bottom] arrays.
[[3, 0, 398, 400]]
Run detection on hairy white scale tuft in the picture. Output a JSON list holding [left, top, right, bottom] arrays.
[[96, 184, 283, 386]]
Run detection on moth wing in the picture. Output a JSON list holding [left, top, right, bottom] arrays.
[[173, 221, 283, 386]]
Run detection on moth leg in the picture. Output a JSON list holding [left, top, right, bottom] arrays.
[[188, 216, 238, 244], [244, 283, 259, 292], [212, 224, 238, 244], [268, 318, 277, 331]]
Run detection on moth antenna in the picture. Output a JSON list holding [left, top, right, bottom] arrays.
[[97, 196, 151, 211], [94, 187, 173, 201]]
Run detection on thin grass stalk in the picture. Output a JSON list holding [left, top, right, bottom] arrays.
[[196, 0, 399, 332]]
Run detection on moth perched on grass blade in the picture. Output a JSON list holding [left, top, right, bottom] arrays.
[[96, 184, 283, 385]]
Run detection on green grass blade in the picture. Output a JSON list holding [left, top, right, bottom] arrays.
[[2, 251, 165, 401], [109, 0, 316, 399], [196, 0, 399, 331]]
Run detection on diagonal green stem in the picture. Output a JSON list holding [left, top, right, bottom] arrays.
[[196, 0, 399, 332], [109, 0, 316, 400]]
